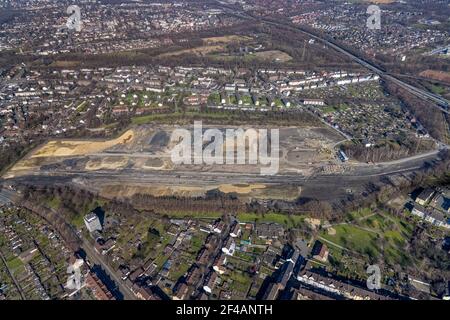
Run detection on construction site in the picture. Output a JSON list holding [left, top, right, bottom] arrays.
[[4, 123, 348, 200]]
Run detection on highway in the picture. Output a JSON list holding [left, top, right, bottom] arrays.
[[216, 3, 449, 112], [2, 3, 447, 301], [0, 192, 12, 205], [0, 188, 16, 205]]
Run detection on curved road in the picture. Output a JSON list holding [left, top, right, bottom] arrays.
[[216, 3, 449, 111]]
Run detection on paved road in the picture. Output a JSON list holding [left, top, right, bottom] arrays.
[[0, 189, 16, 205], [80, 237, 137, 300], [0, 188, 137, 300], [0, 193, 11, 205], [216, 3, 449, 111], [1, 146, 440, 204], [39, 204, 137, 300]]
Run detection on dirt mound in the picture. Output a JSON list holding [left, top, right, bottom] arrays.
[[32, 130, 135, 158]]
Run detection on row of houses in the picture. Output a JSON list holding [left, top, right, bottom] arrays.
[[411, 204, 450, 229], [410, 188, 450, 229], [296, 267, 395, 300]]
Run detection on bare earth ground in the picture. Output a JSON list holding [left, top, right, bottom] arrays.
[[202, 35, 252, 44], [4, 124, 344, 200], [159, 35, 252, 58], [31, 130, 134, 158], [252, 50, 293, 62], [6, 123, 439, 203]]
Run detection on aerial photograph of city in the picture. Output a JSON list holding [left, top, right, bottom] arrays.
[[0, 0, 449, 311]]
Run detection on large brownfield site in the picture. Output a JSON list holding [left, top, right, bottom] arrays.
[[4, 124, 348, 199], [3, 123, 440, 202]]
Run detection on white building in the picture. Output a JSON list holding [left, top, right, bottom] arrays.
[[221, 237, 236, 256], [302, 99, 325, 106], [212, 254, 227, 274], [84, 213, 102, 232]]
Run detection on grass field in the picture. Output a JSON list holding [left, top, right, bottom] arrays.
[[430, 84, 447, 95], [322, 224, 379, 256], [76, 101, 88, 112], [237, 212, 304, 228], [202, 35, 252, 44], [46, 197, 61, 210], [144, 210, 303, 228], [6, 257, 23, 271], [208, 92, 221, 105], [321, 210, 414, 265]]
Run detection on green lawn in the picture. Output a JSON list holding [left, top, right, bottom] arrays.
[[226, 270, 253, 294], [431, 84, 446, 95], [131, 111, 234, 125], [274, 98, 283, 107], [6, 257, 24, 271], [237, 212, 304, 228], [76, 101, 88, 112], [71, 214, 84, 230], [322, 224, 380, 257], [242, 95, 252, 105], [168, 257, 191, 281], [322, 211, 414, 265], [234, 250, 254, 263], [208, 92, 221, 105], [46, 197, 61, 210], [189, 233, 207, 254]]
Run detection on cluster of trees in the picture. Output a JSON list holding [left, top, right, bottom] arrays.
[[407, 225, 450, 292], [342, 136, 434, 163], [384, 81, 447, 141], [339, 150, 450, 214], [248, 198, 334, 221], [20, 184, 99, 227], [0, 142, 30, 174], [131, 192, 247, 215], [19, 197, 81, 251]]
